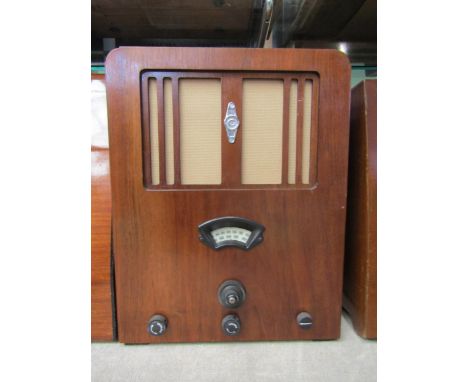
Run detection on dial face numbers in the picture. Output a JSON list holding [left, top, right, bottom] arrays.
[[211, 227, 252, 245], [198, 216, 264, 250]]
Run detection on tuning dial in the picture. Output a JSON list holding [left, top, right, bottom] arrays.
[[147, 314, 167, 336], [221, 314, 241, 336], [218, 280, 246, 308], [296, 312, 313, 329]]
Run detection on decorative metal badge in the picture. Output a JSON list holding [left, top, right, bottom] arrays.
[[224, 102, 240, 144]]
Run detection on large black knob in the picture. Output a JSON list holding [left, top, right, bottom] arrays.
[[221, 314, 241, 336], [147, 314, 167, 336], [218, 280, 246, 308]]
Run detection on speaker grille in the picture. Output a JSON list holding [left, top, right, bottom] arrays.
[[179, 79, 221, 185], [241, 79, 283, 185], [141, 72, 319, 189], [288, 80, 298, 184], [302, 80, 313, 184], [164, 79, 175, 185]]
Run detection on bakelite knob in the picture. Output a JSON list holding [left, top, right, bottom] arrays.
[[218, 280, 246, 308], [147, 314, 168, 336], [221, 314, 241, 336]]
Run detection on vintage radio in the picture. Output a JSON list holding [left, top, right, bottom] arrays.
[[106, 47, 350, 343], [343, 79, 377, 339]]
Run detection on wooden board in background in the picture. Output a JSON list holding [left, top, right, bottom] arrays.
[[91, 73, 115, 341], [343, 79, 377, 339]]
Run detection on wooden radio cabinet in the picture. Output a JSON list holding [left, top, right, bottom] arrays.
[[106, 47, 350, 343]]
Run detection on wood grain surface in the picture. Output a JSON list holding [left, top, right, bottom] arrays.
[[343, 79, 377, 339], [91, 73, 115, 341], [106, 48, 350, 344]]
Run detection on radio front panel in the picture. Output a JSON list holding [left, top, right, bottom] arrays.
[[106, 48, 350, 343]]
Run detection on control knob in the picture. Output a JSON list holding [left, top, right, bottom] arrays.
[[221, 314, 241, 336], [147, 314, 168, 336], [218, 280, 246, 309]]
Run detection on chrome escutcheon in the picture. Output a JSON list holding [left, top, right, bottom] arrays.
[[224, 102, 240, 144]]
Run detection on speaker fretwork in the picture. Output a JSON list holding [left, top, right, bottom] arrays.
[[141, 72, 319, 189], [149, 78, 160, 185]]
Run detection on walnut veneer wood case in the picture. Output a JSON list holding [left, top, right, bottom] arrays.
[[106, 47, 350, 343], [343, 79, 377, 339]]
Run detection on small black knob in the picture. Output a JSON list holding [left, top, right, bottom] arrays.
[[147, 314, 167, 336], [221, 314, 241, 336], [218, 280, 246, 308], [296, 312, 313, 329]]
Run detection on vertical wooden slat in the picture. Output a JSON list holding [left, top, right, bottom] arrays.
[[281, 78, 290, 185], [295, 78, 305, 184], [157, 77, 166, 185], [310, 75, 320, 185], [140, 73, 152, 186], [221, 75, 242, 186], [172, 77, 181, 185]]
